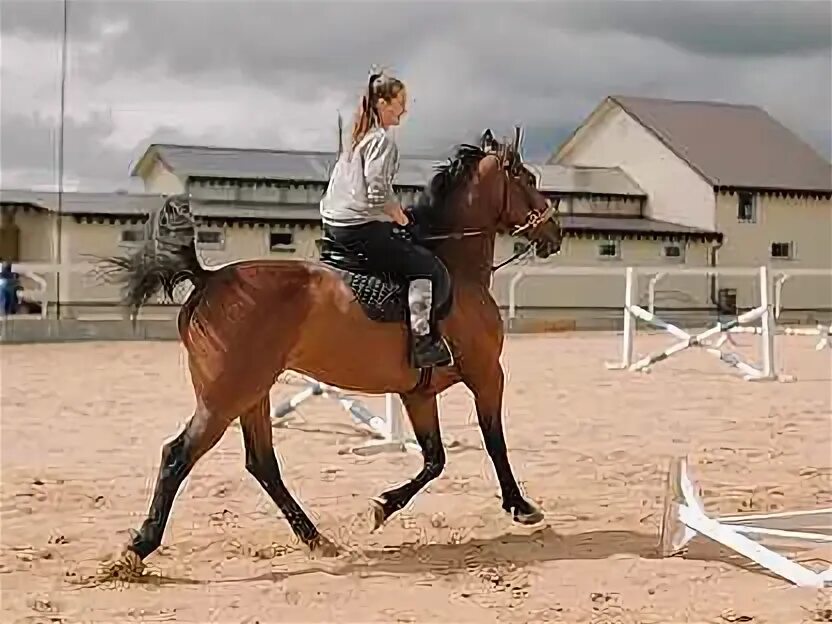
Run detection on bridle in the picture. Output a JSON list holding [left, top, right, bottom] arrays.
[[421, 127, 561, 273]]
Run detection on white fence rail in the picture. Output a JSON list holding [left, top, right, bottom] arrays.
[[6, 262, 98, 319], [7, 262, 832, 333]]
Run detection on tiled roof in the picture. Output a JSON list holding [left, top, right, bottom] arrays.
[[136, 143, 650, 197], [0, 189, 166, 215], [134, 143, 443, 187], [563, 214, 719, 240], [610, 95, 832, 192]]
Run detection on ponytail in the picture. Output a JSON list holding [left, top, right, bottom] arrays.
[[350, 72, 381, 154]]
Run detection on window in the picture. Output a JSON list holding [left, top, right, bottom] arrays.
[[119, 228, 145, 245], [269, 231, 295, 252], [661, 243, 685, 262], [597, 239, 620, 259], [770, 241, 794, 259], [738, 192, 756, 222], [195, 229, 224, 250]]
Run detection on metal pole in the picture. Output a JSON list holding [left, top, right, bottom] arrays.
[[56, 0, 69, 319]]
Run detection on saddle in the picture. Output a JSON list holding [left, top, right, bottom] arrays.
[[318, 227, 452, 326]]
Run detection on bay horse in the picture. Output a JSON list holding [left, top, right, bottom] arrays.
[[99, 129, 563, 579]]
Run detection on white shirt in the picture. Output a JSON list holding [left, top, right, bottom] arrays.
[[320, 127, 400, 227]]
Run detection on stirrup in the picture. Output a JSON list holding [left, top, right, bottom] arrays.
[[411, 334, 454, 369]]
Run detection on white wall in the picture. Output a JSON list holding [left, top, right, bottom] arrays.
[[490, 234, 713, 310], [553, 105, 716, 231]]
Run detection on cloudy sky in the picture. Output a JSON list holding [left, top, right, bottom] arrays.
[[1, 0, 830, 191]]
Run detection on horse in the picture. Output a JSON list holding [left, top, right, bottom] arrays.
[[98, 128, 563, 579]]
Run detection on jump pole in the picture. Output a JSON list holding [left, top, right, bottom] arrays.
[[659, 456, 832, 588], [606, 266, 791, 382], [270, 376, 419, 456], [714, 268, 831, 351], [724, 324, 831, 351]]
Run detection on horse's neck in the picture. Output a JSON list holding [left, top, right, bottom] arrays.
[[428, 161, 501, 287], [436, 233, 496, 287]]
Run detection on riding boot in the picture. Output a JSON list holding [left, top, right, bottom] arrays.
[[408, 278, 453, 368]]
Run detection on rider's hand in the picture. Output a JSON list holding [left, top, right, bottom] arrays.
[[384, 202, 410, 226]]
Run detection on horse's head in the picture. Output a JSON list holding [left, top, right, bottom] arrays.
[[477, 127, 563, 258], [413, 130, 562, 261]]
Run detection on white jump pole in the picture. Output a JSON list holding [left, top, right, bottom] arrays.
[[717, 267, 831, 351], [660, 456, 832, 588], [607, 266, 789, 381], [347, 393, 421, 456], [270, 376, 419, 456], [605, 266, 637, 370], [759, 265, 776, 379]]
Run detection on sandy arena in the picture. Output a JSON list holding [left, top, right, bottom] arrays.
[[1, 333, 830, 623]]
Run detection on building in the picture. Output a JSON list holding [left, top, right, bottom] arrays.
[[0, 189, 169, 316], [1, 94, 829, 324], [548, 95, 832, 313], [128, 144, 440, 266], [130, 142, 722, 320]]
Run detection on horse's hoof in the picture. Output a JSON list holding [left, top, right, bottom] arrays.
[[308, 534, 339, 558], [97, 548, 145, 583], [369, 497, 387, 532], [513, 502, 545, 526]]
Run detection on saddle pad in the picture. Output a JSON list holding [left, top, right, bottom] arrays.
[[339, 269, 406, 323]]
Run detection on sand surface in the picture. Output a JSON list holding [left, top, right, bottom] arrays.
[[1, 333, 830, 623]]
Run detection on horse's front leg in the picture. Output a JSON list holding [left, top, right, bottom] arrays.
[[466, 364, 544, 524], [369, 391, 445, 530]]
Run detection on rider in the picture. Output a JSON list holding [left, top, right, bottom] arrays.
[[320, 71, 453, 369]]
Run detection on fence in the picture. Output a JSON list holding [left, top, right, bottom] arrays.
[[5, 261, 832, 329]]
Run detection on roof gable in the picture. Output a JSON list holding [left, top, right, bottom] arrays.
[[609, 95, 832, 192], [131, 143, 445, 188]]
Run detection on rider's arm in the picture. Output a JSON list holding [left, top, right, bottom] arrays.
[[362, 132, 407, 224]]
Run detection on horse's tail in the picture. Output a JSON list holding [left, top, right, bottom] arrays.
[[96, 194, 210, 322]]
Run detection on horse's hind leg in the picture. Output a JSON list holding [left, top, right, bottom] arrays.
[[369, 391, 445, 530], [240, 395, 339, 557], [105, 403, 233, 578]]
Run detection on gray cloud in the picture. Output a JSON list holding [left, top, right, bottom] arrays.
[[1, 0, 91, 39], [3, 1, 468, 90], [548, 0, 832, 58], [1, 0, 829, 190], [8, 1, 829, 82], [0, 111, 197, 190]]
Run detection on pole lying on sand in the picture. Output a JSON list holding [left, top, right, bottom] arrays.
[[270, 376, 419, 456], [659, 456, 832, 588]]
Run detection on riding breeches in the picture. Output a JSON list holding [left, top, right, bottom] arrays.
[[324, 221, 452, 332]]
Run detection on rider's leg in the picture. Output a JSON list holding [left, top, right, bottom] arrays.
[[405, 274, 453, 368], [374, 227, 453, 369], [327, 221, 453, 368]]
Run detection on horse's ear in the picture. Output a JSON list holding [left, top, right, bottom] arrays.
[[480, 128, 498, 153], [512, 126, 523, 160], [480, 128, 493, 145]]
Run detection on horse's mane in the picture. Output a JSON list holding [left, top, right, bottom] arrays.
[[411, 143, 487, 228]]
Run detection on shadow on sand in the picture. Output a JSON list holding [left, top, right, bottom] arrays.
[[118, 524, 798, 587]]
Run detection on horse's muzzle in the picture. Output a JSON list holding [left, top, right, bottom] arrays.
[[533, 220, 563, 258]]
